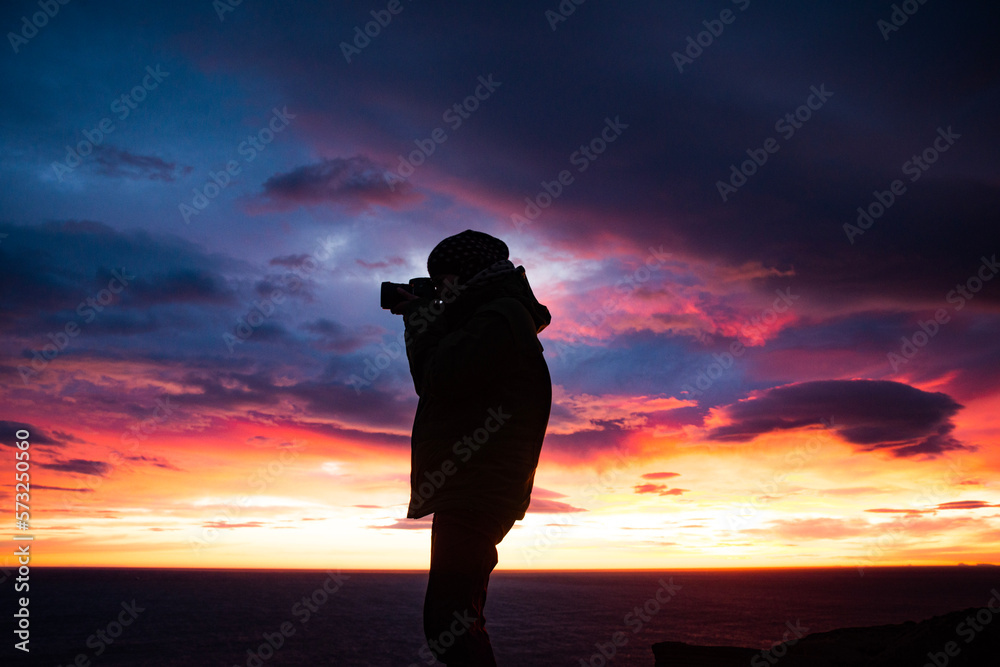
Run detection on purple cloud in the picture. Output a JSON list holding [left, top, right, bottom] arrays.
[[707, 380, 972, 458], [256, 155, 420, 211], [92, 146, 192, 181]]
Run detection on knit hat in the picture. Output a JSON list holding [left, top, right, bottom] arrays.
[[427, 230, 510, 282]]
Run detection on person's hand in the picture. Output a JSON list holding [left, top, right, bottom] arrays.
[[390, 287, 420, 315]]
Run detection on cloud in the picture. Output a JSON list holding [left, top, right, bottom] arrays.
[[706, 380, 973, 458], [126, 269, 235, 307], [277, 383, 416, 435], [934, 501, 1000, 511], [641, 472, 681, 480], [0, 220, 242, 338], [543, 419, 634, 458], [376, 516, 433, 530], [255, 155, 421, 212], [747, 517, 872, 541], [31, 484, 94, 493], [269, 254, 311, 268], [150, 367, 415, 437], [881, 516, 983, 537], [864, 501, 998, 517], [300, 318, 375, 353], [531, 487, 569, 499], [51, 430, 89, 444], [634, 483, 688, 496], [91, 146, 192, 181], [356, 257, 407, 270], [36, 458, 111, 476], [0, 421, 61, 446], [202, 521, 265, 529], [865, 508, 930, 516], [526, 498, 588, 513], [124, 455, 181, 470]]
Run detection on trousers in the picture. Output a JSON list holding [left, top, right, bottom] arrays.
[[422, 509, 516, 666]]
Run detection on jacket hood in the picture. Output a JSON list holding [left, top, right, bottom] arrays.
[[452, 266, 550, 333], [508, 266, 551, 333]]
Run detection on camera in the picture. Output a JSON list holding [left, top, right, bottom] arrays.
[[380, 277, 436, 310]]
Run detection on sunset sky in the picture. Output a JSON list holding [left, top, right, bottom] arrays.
[[2, 1, 998, 571]]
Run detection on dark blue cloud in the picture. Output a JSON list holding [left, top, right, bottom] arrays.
[[91, 146, 193, 181], [257, 155, 418, 211], [0, 220, 242, 331]]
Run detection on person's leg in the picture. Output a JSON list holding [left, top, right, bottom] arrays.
[[423, 510, 514, 666], [470, 513, 516, 662]]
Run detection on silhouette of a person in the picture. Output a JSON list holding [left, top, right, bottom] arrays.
[[391, 229, 551, 666]]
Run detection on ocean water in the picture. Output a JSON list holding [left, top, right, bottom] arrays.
[[12, 566, 1000, 666]]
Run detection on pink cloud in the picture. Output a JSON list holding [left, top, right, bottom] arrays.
[[634, 483, 689, 496], [527, 498, 588, 513]]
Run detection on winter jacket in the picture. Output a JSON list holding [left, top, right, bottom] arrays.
[[400, 266, 552, 521]]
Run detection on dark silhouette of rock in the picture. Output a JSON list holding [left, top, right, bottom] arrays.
[[652, 603, 1000, 666]]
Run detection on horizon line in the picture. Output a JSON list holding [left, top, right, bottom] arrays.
[[26, 563, 999, 572]]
